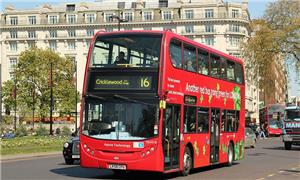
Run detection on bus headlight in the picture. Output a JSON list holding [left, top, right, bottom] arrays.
[[283, 135, 292, 141], [64, 142, 69, 148]]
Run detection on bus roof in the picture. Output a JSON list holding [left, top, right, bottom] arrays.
[[94, 30, 244, 65]]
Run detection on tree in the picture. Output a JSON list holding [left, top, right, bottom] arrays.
[[264, 0, 300, 67], [2, 48, 79, 124], [242, 0, 300, 103]]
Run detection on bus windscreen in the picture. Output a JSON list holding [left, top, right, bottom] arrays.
[[90, 34, 162, 68]]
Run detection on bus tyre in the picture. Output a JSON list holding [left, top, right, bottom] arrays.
[[64, 158, 74, 165], [181, 147, 192, 176], [227, 144, 234, 166], [284, 142, 292, 150]]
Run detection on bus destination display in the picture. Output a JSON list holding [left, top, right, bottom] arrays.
[[94, 76, 152, 90]]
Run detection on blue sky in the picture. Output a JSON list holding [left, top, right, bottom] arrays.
[[0, 0, 298, 96]]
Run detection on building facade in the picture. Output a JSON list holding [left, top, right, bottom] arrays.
[[259, 56, 287, 106], [0, 0, 259, 121]]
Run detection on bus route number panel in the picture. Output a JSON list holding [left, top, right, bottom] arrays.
[[94, 76, 153, 90]]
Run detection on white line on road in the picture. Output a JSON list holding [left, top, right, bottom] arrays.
[[267, 174, 275, 177], [1, 154, 61, 163]]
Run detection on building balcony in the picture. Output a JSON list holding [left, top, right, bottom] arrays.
[[180, 29, 217, 36], [225, 29, 247, 36], [44, 34, 93, 40], [5, 35, 38, 41]]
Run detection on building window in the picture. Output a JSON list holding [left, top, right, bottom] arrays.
[[49, 30, 57, 38], [229, 24, 240, 32], [185, 10, 194, 19], [229, 36, 240, 47], [10, 16, 18, 25], [68, 30, 76, 37], [143, 27, 152, 30], [87, 29, 94, 36], [86, 40, 91, 48], [9, 58, 17, 69], [123, 26, 132, 30], [10, 31, 18, 38], [49, 41, 57, 51], [185, 25, 194, 33], [143, 12, 153, 21], [123, 12, 133, 22], [232, 9, 239, 18], [105, 13, 113, 22], [66, 4, 75, 11], [67, 14, 76, 24], [205, 9, 214, 18], [86, 14, 95, 23], [131, 2, 137, 8], [229, 53, 241, 59], [28, 31, 36, 38], [159, 0, 168, 8], [10, 42, 17, 51], [205, 36, 214, 46], [106, 27, 113, 32], [205, 25, 214, 32], [117, 2, 125, 9], [162, 11, 172, 20], [28, 16, 36, 25], [28, 41, 35, 49], [48, 15, 58, 24], [68, 41, 76, 50]]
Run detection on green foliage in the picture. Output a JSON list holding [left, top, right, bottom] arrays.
[[55, 127, 61, 135], [1, 48, 80, 124], [1, 136, 69, 155], [61, 126, 71, 136], [2, 115, 13, 125], [15, 124, 28, 137], [35, 123, 48, 136]]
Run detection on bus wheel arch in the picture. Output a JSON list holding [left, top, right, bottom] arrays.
[[227, 141, 234, 166], [181, 143, 193, 176]]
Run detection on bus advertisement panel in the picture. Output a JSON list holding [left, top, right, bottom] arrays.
[[80, 30, 245, 176]]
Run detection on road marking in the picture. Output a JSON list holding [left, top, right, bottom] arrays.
[[1, 154, 61, 163], [291, 167, 297, 170], [256, 178, 265, 180], [267, 174, 275, 177], [278, 171, 285, 173]]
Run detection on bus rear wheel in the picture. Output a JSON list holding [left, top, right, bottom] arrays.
[[181, 147, 192, 176], [284, 142, 292, 150], [227, 144, 234, 166]]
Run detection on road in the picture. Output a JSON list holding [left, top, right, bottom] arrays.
[[2, 137, 300, 180]]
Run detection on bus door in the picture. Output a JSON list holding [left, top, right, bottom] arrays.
[[210, 108, 220, 163], [163, 104, 180, 170]]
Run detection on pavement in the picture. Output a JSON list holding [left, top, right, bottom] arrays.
[[1, 151, 61, 161]]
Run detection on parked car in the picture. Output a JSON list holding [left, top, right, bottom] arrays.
[[63, 133, 80, 164], [245, 127, 256, 148]]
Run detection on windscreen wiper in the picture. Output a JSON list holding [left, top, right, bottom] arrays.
[[85, 94, 106, 100]]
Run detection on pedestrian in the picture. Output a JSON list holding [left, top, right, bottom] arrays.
[[259, 125, 266, 139]]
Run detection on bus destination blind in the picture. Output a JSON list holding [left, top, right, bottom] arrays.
[[94, 76, 152, 90]]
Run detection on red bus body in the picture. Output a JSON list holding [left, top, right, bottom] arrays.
[[80, 30, 245, 174], [259, 104, 285, 136]]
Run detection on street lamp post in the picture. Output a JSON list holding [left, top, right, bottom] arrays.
[[73, 59, 78, 131], [49, 62, 53, 135], [109, 15, 128, 31]]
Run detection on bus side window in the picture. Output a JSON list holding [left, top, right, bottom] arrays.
[[227, 60, 235, 82], [210, 54, 220, 78], [235, 63, 244, 84], [198, 49, 209, 75], [197, 107, 209, 133], [183, 44, 197, 72], [220, 57, 227, 80], [184, 106, 196, 133], [170, 39, 183, 68]]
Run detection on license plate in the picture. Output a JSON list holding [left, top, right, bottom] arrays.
[[72, 155, 80, 159], [108, 164, 126, 170]]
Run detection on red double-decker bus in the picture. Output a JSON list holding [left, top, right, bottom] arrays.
[[259, 104, 285, 136], [80, 30, 245, 175]]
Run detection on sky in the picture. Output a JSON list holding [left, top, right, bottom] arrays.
[[0, 0, 298, 96]]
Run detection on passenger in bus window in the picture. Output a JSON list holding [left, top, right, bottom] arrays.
[[114, 51, 129, 64], [185, 60, 196, 72]]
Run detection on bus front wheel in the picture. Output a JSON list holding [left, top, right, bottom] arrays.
[[227, 143, 234, 166], [181, 146, 192, 176], [284, 142, 292, 150]]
